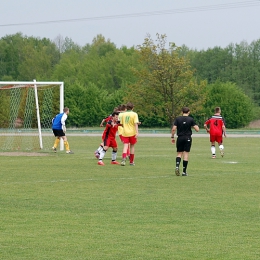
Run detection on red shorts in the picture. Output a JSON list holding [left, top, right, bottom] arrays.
[[119, 135, 124, 142], [103, 137, 117, 148], [121, 135, 137, 145], [210, 135, 223, 144]]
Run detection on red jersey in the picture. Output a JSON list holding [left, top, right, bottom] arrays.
[[102, 120, 120, 140], [104, 115, 112, 123], [204, 115, 225, 136]]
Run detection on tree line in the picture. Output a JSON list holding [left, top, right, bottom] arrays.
[[0, 32, 258, 128]]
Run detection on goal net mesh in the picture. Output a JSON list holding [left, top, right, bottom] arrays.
[[0, 83, 60, 152]]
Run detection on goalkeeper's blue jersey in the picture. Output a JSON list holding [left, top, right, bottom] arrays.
[[52, 113, 64, 130]]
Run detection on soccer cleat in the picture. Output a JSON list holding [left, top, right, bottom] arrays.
[[98, 161, 105, 166], [94, 152, 100, 159], [175, 167, 180, 176], [111, 161, 120, 165], [182, 172, 188, 176], [66, 150, 74, 154], [121, 160, 126, 166], [212, 155, 216, 159], [52, 147, 57, 153], [220, 149, 224, 157], [130, 162, 135, 166]]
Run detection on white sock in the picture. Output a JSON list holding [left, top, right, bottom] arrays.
[[99, 149, 106, 160], [211, 146, 216, 155], [97, 146, 103, 153], [112, 151, 117, 161]]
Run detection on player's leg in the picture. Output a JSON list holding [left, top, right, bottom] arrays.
[[52, 137, 60, 152], [129, 136, 137, 165], [217, 136, 224, 157], [210, 136, 216, 158], [62, 136, 74, 154], [182, 151, 189, 176], [127, 143, 130, 159], [121, 136, 130, 166], [52, 130, 60, 152], [181, 137, 192, 176], [129, 144, 135, 165], [95, 142, 104, 158], [219, 144, 224, 157], [175, 137, 184, 176], [98, 145, 108, 166], [121, 142, 129, 166], [111, 140, 120, 164], [175, 152, 183, 176]]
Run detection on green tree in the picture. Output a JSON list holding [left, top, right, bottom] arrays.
[[17, 37, 59, 81], [79, 35, 138, 92], [189, 46, 233, 84], [64, 82, 102, 127], [127, 34, 207, 126], [51, 48, 83, 85], [204, 81, 254, 128], [0, 33, 25, 80]]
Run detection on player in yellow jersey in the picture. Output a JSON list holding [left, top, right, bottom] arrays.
[[119, 102, 139, 166]]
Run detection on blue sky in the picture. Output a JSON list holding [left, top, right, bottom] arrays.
[[1, 0, 260, 50]]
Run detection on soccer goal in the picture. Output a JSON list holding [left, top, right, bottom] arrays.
[[0, 80, 64, 152]]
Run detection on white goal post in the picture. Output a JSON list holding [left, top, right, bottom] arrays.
[[0, 80, 64, 152]]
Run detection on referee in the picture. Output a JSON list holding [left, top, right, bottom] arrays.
[[171, 107, 199, 176]]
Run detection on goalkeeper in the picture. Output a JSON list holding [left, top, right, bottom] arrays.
[[52, 107, 74, 154]]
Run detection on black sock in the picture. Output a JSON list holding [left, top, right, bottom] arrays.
[[176, 157, 181, 168], [183, 160, 188, 173]]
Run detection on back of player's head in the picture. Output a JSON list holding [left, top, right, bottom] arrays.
[[215, 107, 221, 113], [118, 104, 126, 111], [126, 102, 134, 110], [182, 107, 190, 114], [63, 107, 69, 113]]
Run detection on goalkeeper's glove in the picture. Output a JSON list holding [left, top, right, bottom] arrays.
[[62, 125, 66, 133]]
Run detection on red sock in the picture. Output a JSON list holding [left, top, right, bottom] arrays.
[[130, 154, 134, 163], [122, 153, 127, 159]]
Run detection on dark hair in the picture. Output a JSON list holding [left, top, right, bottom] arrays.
[[215, 107, 221, 113], [118, 104, 126, 111], [63, 107, 69, 113], [126, 102, 134, 110], [112, 111, 119, 117], [182, 107, 190, 113]]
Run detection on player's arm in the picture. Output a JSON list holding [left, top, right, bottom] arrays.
[[135, 123, 139, 137], [171, 125, 177, 143], [193, 124, 199, 132], [61, 114, 67, 132], [204, 122, 210, 133], [222, 124, 227, 137], [100, 118, 106, 127]]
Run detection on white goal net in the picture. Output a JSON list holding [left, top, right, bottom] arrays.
[[0, 80, 64, 152]]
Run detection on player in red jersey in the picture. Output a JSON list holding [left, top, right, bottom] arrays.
[[97, 111, 122, 166], [204, 107, 227, 159], [94, 107, 118, 158]]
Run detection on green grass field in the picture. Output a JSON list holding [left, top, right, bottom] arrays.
[[0, 136, 259, 260]]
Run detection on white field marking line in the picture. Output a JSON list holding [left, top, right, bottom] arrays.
[[223, 161, 238, 164], [0, 175, 171, 186]]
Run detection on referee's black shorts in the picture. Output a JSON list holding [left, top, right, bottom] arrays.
[[176, 135, 192, 152]]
